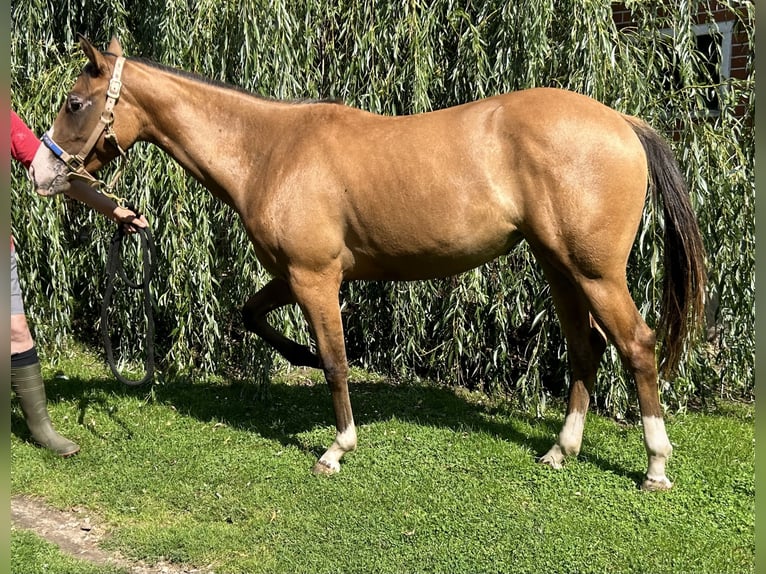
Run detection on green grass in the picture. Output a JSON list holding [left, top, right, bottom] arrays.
[[11, 345, 754, 574]]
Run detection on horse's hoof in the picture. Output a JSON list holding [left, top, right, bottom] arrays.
[[641, 476, 673, 491], [311, 459, 340, 476], [538, 456, 563, 470], [538, 446, 565, 469]]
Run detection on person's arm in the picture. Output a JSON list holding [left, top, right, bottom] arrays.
[[65, 179, 148, 231], [11, 110, 148, 231], [11, 110, 42, 167]]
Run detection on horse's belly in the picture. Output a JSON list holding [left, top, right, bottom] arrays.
[[344, 225, 523, 281]]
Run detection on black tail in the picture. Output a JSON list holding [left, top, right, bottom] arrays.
[[625, 116, 707, 376]]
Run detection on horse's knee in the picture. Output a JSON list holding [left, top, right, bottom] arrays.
[[323, 359, 349, 385], [242, 280, 294, 333]]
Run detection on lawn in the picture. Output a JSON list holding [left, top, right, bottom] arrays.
[[11, 345, 754, 574]]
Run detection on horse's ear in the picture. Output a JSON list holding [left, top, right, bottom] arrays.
[[107, 36, 124, 57], [78, 34, 107, 75]]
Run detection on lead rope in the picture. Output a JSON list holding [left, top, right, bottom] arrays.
[[101, 217, 157, 386]]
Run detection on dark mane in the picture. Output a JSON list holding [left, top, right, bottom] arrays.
[[128, 56, 342, 106]]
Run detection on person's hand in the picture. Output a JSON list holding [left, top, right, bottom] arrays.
[[113, 206, 149, 234]]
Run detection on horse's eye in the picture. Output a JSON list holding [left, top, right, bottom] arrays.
[[67, 95, 86, 113]]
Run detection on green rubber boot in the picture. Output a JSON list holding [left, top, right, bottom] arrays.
[[11, 362, 80, 457]]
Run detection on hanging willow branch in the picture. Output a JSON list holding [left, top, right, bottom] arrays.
[[10, 0, 753, 415]]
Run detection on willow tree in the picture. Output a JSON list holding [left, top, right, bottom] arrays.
[[10, 0, 754, 416]]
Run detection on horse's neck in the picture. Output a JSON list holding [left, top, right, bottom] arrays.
[[130, 62, 286, 209]]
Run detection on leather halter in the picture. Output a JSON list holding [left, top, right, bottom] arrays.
[[42, 56, 129, 205]]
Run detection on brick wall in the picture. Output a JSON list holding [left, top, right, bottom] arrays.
[[728, 21, 751, 81], [610, 1, 752, 116], [611, 2, 752, 78], [611, 3, 634, 29]]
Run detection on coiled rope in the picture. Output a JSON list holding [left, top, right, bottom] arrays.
[[100, 223, 156, 386]]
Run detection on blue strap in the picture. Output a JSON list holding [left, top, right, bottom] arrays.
[[41, 133, 65, 159]]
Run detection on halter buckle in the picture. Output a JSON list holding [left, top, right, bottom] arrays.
[[107, 78, 122, 99]]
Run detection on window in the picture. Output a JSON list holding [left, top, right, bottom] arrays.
[[662, 20, 733, 116]]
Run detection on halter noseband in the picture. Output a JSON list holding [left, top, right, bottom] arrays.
[[42, 56, 129, 206]]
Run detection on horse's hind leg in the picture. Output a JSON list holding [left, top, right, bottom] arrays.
[[242, 278, 321, 368], [538, 266, 607, 468], [579, 278, 673, 491]]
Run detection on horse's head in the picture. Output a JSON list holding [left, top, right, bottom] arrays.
[[30, 36, 140, 196]]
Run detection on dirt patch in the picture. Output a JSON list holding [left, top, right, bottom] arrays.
[[11, 495, 214, 573]]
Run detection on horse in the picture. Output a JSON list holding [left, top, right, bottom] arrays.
[[30, 37, 706, 490]]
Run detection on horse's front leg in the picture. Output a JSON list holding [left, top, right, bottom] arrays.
[[242, 277, 321, 368], [289, 266, 356, 474]]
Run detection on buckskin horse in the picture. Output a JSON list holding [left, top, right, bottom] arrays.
[[30, 37, 706, 490]]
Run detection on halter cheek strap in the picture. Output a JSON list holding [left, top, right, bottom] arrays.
[[42, 56, 128, 206]]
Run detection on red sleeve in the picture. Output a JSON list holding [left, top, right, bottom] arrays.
[[10, 110, 42, 168]]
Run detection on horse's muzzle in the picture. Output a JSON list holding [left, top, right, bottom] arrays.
[[28, 165, 64, 197]]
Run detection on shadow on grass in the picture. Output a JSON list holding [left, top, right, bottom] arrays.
[[14, 367, 644, 485]]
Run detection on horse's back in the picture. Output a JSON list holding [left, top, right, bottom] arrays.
[[264, 88, 649, 281]]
